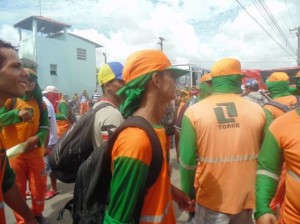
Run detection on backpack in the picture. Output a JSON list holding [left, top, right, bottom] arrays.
[[58, 116, 163, 224], [264, 95, 300, 112], [49, 102, 111, 183]]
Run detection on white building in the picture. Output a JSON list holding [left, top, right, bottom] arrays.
[[14, 16, 102, 97]]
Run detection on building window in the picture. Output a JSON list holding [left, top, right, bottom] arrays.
[[77, 48, 86, 60], [50, 64, 57, 75]]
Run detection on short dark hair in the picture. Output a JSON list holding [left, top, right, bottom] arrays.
[[0, 39, 17, 68]]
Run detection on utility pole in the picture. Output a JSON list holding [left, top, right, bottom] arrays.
[[102, 51, 107, 64], [157, 37, 166, 51], [290, 27, 300, 66]]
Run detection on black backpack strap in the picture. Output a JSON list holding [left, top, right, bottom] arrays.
[[264, 101, 289, 112], [107, 116, 163, 222], [93, 102, 113, 113], [9, 98, 17, 110]]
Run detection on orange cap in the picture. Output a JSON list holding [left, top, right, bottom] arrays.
[[295, 70, 300, 78], [211, 58, 242, 78], [200, 73, 212, 83], [268, 72, 289, 82], [122, 49, 187, 84]]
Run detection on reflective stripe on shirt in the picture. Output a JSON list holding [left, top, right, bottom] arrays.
[[257, 170, 279, 181], [287, 169, 300, 182], [179, 158, 197, 171], [199, 154, 257, 164], [140, 201, 171, 223]]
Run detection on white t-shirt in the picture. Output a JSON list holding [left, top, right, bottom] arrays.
[[43, 96, 58, 146]]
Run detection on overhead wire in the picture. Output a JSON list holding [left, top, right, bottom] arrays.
[[256, 0, 296, 54], [284, 0, 296, 28], [235, 0, 295, 57]]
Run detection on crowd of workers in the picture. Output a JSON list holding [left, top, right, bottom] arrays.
[[0, 37, 300, 224]]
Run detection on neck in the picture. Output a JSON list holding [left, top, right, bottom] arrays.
[[133, 92, 165, 125], [102, 94, 121, 108]]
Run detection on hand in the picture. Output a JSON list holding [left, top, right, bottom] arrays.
[[256, 213, 278, 224], [171, 185, 195, 211], [18, 109, 33, 122], [23, 136, 39, 152]]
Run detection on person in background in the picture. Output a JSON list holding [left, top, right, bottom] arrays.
[[174, 73, 212, 224], [93, 61, 125, 146], [42, 93, 59, 200], [180, 58, 266, 224], [79, 89, 89, 115], [43, 86, 72, 138], [91, 89, 101, 105], [242, 78, 268, 106], [255, 107, 300, 224], [0, 38, 38, 224], [1, 67, 49, 224], [104, 49, 193, 223], [289, 70, 300, 95], [261, 72, 299, 218]]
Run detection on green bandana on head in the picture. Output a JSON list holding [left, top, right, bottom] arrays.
[[212, 74, 243, 94], [117, 72, 154, 118], [266, 81, 290, 99]]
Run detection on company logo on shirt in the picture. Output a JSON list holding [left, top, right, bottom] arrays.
[[213, 102, 240, 129]]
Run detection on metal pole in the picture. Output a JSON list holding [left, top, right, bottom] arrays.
[[290, 27, 300, 66], [297, 26, 300, 66], [158, 37, 166, 51], [103, 52, 107, 63]]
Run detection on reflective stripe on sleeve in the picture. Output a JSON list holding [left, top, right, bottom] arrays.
[[179, 158, 197, 171], [199, 154, 257, 164], [287, 169, 300, 182], [140, 201, 171, 223], [257, 170, 279, 181]]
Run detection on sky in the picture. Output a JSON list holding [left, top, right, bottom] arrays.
[[0, 0, 300, 70]]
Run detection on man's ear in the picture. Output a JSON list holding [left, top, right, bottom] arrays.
[[151, 72, 161, 88]]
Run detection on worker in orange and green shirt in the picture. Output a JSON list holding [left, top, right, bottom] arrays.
[[288, 70, 300, 96], [262, 72, 299, 215], [174, 73, 212, 223], [180, 58, 266, 223], [0, 38, 38, 224], [104, 50, 193, 224], [1, 68, 49, 224], [255, 107, 300, 224]]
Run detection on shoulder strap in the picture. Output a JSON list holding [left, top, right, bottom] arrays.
[[9, 98, 17, 110], [264, 101, 289, 112], [93, 102, 112, 113]]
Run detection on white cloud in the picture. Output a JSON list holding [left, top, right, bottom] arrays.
[[1, 0, 300, 70]]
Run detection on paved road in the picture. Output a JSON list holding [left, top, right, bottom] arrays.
[[5, 148, 189, 224]]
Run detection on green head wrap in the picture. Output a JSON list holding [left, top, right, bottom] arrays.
[[198, 82, 212, 100], [266, 80, 290, 98], [117, 72, 154, 118], [212, 74, 243, 94]]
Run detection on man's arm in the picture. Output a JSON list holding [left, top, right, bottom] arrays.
[[255, 127, 283, 223], [179, 114, 197, 199]]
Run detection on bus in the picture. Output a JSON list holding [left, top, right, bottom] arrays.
[[173, 64, 210, 89]]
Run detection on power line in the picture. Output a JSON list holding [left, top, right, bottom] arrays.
[[284, 0, 296, 28], [251, 0, 296, 54], [257, 0, 296, 53], [235, 0, 295, 57]]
